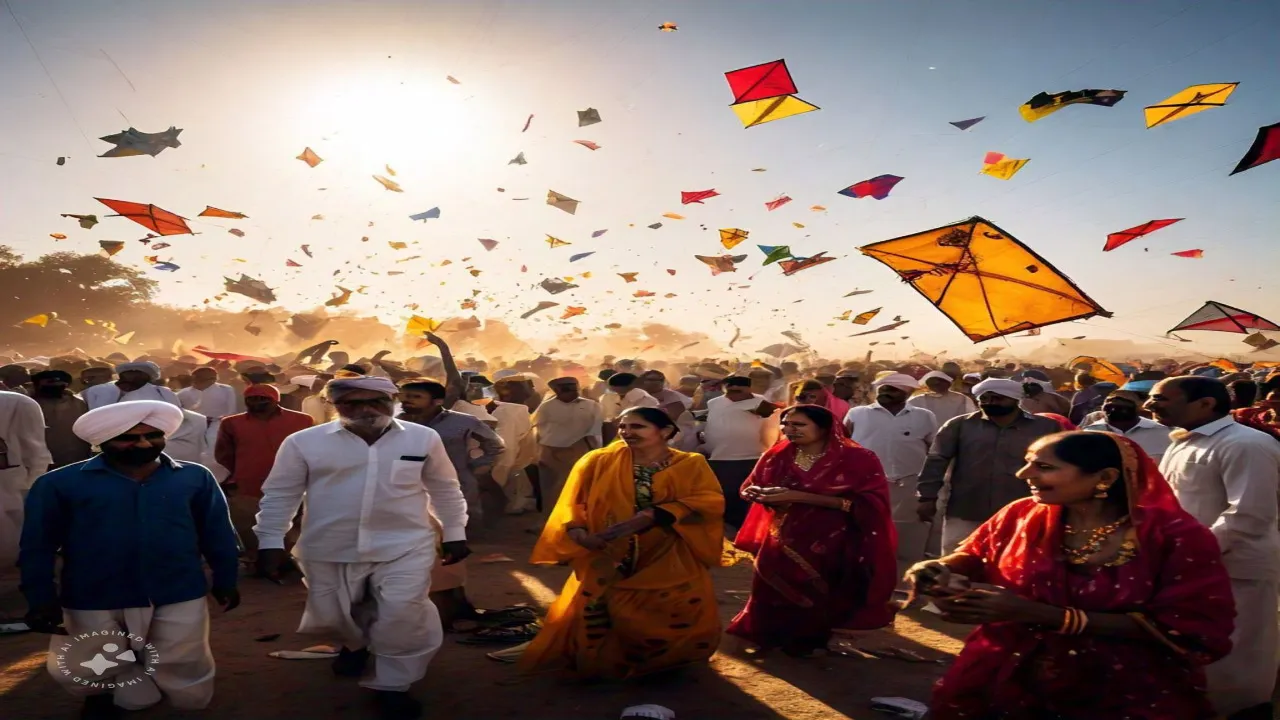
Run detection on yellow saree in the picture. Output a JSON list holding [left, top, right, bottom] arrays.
[[519, 443, 725, 679]]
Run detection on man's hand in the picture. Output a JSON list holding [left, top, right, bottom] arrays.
[[24, 602, 66, 634], [257, 548, 288, 581], [916, 499, 938, 523], [440, 541, 471, 565], [211, 587, 241, 612], [424, 332, 447, 348]]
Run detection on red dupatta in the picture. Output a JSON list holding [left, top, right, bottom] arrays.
[[731, 406, 899, 634], [932, 433, 1234, 720]]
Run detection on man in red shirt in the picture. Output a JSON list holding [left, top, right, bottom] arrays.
[[215, 384, 313, 559]]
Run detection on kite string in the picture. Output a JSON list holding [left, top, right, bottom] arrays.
[[2, 0, 94, 152]]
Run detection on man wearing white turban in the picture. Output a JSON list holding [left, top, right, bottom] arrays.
[[20, 400, 240, 718], [908, 371, 976, 425], [254, 375, 470, 720], [916, 379, 1061, 553], [81, 362, 181, 410]]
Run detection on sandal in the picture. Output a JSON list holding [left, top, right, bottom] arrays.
[[456, 623, 540, 646]]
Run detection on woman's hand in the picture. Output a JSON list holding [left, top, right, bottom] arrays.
[[934, 588, 1055, 625], [567, 527, 607, 551], [744, 486, 795, 505], [904, 560, 952, 596]]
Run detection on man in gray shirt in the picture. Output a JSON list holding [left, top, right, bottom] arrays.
[[916, 377, 1061, 553]]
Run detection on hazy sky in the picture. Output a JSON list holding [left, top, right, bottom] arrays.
[[2, 0, 1278, 358]]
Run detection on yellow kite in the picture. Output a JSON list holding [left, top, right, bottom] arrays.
[[859, 216, 1110, 342], [1144, 83, 1239, 129], [719, 228, 748, 250], [406, 315, 442, 334], [981, 152, 1030, 180], [1066, 356, 1127, 385], [546, 235, 570, 248]]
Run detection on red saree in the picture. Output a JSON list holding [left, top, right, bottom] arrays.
[[727, 409, 898, 650], [931, 433, 1235, 720]]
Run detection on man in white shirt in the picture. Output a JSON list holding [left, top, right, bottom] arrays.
[[166, 409, 209, 465], [82, 362, 181, 410], [0, 391, 52, 568], [640, 370, 698, 450], [908, 370, 975, 426], [1147, 376, 1280, 719], [845, 373, 938, 564], [531, 378, 603, 512], [1081, 390, 1171, 460], [487, 379, 537, 515], [255, 376, 469, 720], [702, 376, 780, 532]]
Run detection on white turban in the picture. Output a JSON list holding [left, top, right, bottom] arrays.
[[325, 375, 399, 400], [962, 373, 982, 382], [114, 361, 162, 381], [72, 400, 184, 447], [920, 371, 953, 386], [971, 378, 1025, 401], [872, 373, 920, 392]]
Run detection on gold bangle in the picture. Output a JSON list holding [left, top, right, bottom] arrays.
[[840, 499, 852, 513], [1075, 609, 1089, 635]]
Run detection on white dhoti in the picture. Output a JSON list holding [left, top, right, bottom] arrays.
[[1206, 577, 1280, 717], [47, 598, 214, 710], [888, 475, 929, 567], [297, 545, 443, 692]]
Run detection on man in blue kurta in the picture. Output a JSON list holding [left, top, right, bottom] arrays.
[[19, 400, 240, 720]]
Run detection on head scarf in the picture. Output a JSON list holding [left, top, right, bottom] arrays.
[[1120, 379, 1156, 393], [245, 384, 281, 402], [1037, 413, 1077, 431], [324, 375, 398, 400], [72, 400, 183, 446], [962, 372, 982, 382], [971, 378, 1025, 401], [919, 370, 953, 389], [114, 361, 161, 381], [872, 373, 920, 392]]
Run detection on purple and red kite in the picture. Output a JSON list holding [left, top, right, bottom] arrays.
[[838, 174, 904, 200], [1168, 301, 1280, 335], [1230, 122, 1280, 176], [1103, 218, 1182, 251]]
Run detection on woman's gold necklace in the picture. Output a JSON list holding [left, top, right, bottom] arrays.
[[1062, 515, 1131, 565], [794, 447, 826, 471]]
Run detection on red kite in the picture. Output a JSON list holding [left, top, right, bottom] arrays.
[[1103, 218, 1182, 251], [779, 252, 835, 276], [838, 175, 904, 200], [1171, 249, 1203, 258], [765, 195, 792, 211], [95, 198, 192, 236], [724, 59, 818, 128], [1231, 122, 1280, 176], [191, 345, 273, 364], [1168, 301, 1280, 334], [681, 189, 719, 205]]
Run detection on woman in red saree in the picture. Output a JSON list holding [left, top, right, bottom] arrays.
[[907, 431, 1234, 720], [727, 404, 898, 655]]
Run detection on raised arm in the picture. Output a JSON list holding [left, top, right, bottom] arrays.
[[424, 333, 465, 408]]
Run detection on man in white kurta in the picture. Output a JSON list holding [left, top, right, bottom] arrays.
[[0, 390, 52, 568], [254, 376, 468, 720], [175, 367, 237, 479], [1148, 376, 1280, 718], [81, 363, 181, 410]]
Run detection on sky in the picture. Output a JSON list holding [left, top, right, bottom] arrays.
[[1, 0, 1278, 360]]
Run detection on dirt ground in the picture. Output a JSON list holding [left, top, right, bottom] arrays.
[[0, 518, 970, 720]]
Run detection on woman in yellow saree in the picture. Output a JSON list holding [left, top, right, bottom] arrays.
[[520, 407, 725, 679]]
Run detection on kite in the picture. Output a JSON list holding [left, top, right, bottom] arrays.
[[852, 308, 881, 325], [591, 229, 608, 238], [835, 311, 851, 321], [838, 174, 904, 200], [662, 213, 685, 220], [647, 223, 663, 230], [297, 147, 323, 167], [720, 228, 749, 249], [1066, 356, 1127, 385], [759, 245, 793, 265], [779, 252, 835, 276], [618, 272, 638, 283], [286, 259, 302, 267], [56, 157, 65, 165], [852, 320, 910, 336], [154, 262, 181, 272], [198, 206, 247, 219], [658, 22, 678, 31], [981, 152, 1030, 180], [1167, 301, 1280, 335], [724, 59, 819, 128], [569, 252, 595, 262], [844, 289, 873, 297], [98, 240, 125, 257], [385, 165, 398, 176], [228, 229, 245, 237], [521, 115, 534, 132], [546, 235, 571, 248], [112, 331, 136, 345], [389, 241, 408, 250], [574, 140, 601, 150], [561, 306, 586, 319], [1103, 218, 1183, 251], [695, 254, 747, 276], [373, 175, 403, 192], [409, 208, 441, 222], [577, 108, 602, 127], [792, 222, 805, 229], [301, 245, 313, 257], [540, 277, 578, 294], [757, 343, 807, 358], [95, 198, 192, 236], [98, 126, 182, 158], [547, 191, 579, 214], [949, 116, 985, 131], [446, 76, 460, 85], [681, 189, 719, 205], [666, 269, 676, 275], [1169, 249, 1203, 258], [1230, 122, 1280, 176], [21, 313, 52, 327], [765, 195, 792, 211], [150, 243, 169, 250], [60, 213, 99, 229], [406, 315, 443, 334], [1144, 83, 1238, 128], [859, 216, 1110, 342], [478, 238, 498, 251], [224, 274, 277, 304], [810, 205, 826, 212], [1245, 332, 1279, 350], [323, 287, 353, 307], [509, 152, 527, 165], [633, 290, 655, 298], [1019, 89, 1126, 122]]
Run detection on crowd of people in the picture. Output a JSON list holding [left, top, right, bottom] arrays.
[[2, 338, 1279, 719]]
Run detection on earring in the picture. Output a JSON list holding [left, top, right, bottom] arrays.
[[1093, 482, 1110, 499]]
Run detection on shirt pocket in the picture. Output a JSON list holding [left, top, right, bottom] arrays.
[[390, 458, 426, 490]]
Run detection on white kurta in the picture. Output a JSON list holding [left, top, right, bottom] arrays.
[[0, 391, 52, 567], [488, 401, 535, 513], [82, 383, 181, 410]]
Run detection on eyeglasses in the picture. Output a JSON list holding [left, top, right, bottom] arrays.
[[109, 431, 166, 444]]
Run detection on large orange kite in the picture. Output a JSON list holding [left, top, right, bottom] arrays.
[[95, 198, 192, 236]]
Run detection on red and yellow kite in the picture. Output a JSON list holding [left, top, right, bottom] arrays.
[[724, 59, 819, 128], [95, 198, 192, 236]]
